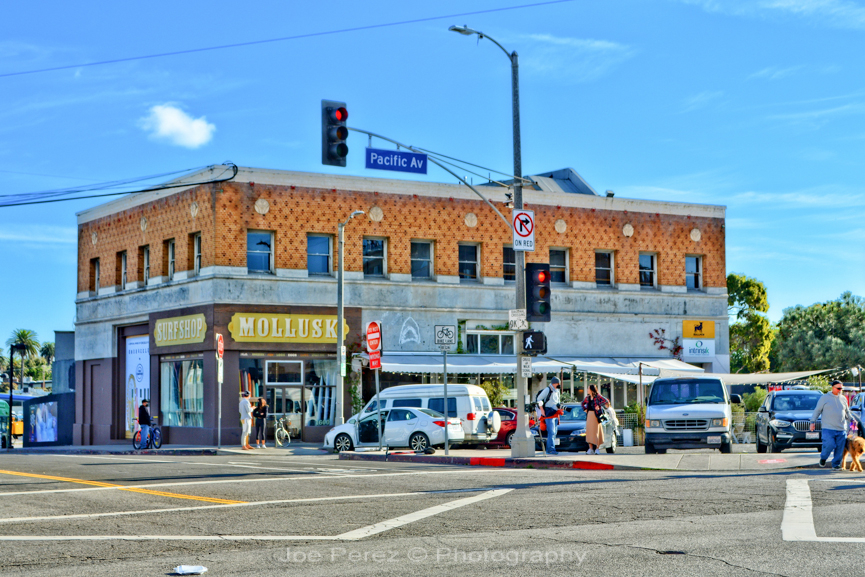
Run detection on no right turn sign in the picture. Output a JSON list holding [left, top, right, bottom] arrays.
[[512, 209, 535, 251]]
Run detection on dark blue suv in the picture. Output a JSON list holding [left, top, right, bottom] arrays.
[[755, 390, 823, 453]]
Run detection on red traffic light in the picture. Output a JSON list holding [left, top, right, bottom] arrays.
[[537, 270, 547, 283], [330, 107, 348, 122]]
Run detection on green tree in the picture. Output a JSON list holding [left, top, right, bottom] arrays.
[[6, 329, 40, 387], [742, 388, 767, 413], [772, 292, 865, 372], [40, 342, 55, 365], [480, 379, 508, 408], [807, 374, 831, 393], [727, 274, 774, 373]]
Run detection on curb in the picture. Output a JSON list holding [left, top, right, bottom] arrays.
[[339, 452, 647, 471], [5, 448, 218, 456]]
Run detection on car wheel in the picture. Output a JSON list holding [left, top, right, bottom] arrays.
[[606, 434, 617, 454], [645, 441, 656, 454], [334, 433, 354, 453], [767, 433, 779, 453], [409, 432, 430, 452], [756, 430, 767, 453], [506, 431, 515, 447], [720, 440, 732, 454]]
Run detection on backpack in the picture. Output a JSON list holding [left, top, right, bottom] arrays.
[[536, 385, 554, 406]]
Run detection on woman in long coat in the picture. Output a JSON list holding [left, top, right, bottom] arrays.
[[581, 384, 610, 454]]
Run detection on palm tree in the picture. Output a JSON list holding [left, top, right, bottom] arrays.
[[40, 342, 55, 365], [6, 329, 39, 388]]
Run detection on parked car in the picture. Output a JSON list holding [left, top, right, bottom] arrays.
[[850, 392, 865, 438], [357, 384, 500, 446], [756, 390, 825, 453], [487, 407, 536, 448], [530, 404, 619, 454], [644, 376, 741, 454], [324, 407, 464, 452]]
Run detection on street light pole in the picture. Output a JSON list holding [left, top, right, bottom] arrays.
[[6, 345, 13, 450], [450, 25, 534, 457], [336, 210, 365, 426]]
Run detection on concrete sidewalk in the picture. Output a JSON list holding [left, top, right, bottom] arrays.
[[2, 442, 329, 457], [338, 447, 825, 471]]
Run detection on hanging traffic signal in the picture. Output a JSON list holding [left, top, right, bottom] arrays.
[[526, 263, 551, 322], [322, 99, 349, 167]]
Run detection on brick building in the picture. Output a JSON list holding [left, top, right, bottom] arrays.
[[73, 165, 728, 446]]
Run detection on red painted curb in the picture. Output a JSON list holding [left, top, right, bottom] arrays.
[[469, 457, 506, 467]]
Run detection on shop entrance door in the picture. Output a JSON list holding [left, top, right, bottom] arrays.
[[266, 386, 302, 441]]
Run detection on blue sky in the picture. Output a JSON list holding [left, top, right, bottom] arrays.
[[1, 0, 863, 346]]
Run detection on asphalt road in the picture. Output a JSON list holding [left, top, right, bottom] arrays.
[[0, 452, 862, 576]]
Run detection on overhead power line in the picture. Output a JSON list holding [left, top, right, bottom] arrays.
[[0, 0, 574, 78]]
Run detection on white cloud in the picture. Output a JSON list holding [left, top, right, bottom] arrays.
[[139, 104, 215, 148], [0, 224, 76, 245], [519, 34, 636, 83], [681, 91, 724, 112], [749, 65, 802, 80], [678, 0, 865, 30]]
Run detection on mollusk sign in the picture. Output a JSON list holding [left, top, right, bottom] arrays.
[[228, 313, 348, 344]]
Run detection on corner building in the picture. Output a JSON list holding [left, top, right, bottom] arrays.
[[74, 165, 729, 446]]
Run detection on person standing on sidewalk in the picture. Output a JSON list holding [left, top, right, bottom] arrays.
[[582, 385, 610, 455], [252, 397, 268, 449], [239, 391, 253, 450], [811, 380, 854, 469], [138, 399, 151, 449], [537, 377, 561, 455]]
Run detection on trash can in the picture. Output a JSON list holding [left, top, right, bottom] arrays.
[[623, 428, 634, 447]]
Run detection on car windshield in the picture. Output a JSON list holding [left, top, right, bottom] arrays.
[[772, 395, 821, 411], [419, 408, 445, 418], [649, 380, 726, 405], [560, 406, 587, 421]]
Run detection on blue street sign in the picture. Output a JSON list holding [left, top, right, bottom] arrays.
[[365, 147, 427, 174]]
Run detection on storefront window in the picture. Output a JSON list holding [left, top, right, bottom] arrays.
[[160, 356, 204, 427], [303, 359, 338, 427], [267, 361, 303, 384]]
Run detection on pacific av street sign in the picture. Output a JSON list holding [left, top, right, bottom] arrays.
[[365, 147, 428, 174]]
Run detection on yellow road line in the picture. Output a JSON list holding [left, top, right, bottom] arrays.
[[0, 469, 244, 505]]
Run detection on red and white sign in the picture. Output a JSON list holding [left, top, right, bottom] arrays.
[[216, 333, 225, 359], [369, 350, 381, 370], [366, 321, 382, 353], [512, 209, 535, 251]]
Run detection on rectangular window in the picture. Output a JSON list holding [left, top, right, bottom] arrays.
[[266, 361, 303, 384], [90, 258, 100, 295], [118, 251, 127, 291], [160, 356, 204, 427], [363, 238, 386, 277], [392, 398, 423, 408], [503, 246, 515, 281], [686, 256, 702, 290], [429, 397, 458, 418], [458, 244, 479, 281], [410, 241, 432, 279], [480, 334, 499, 354], [307, 235, 332, 275], [466, 334, 479, 354], [192, 233, 202, 275], [247, 230, 273, 273], [466, 332, 512, 355], [595, 251, 613, 286], [639, 253, 656, 288], [164, 239, 176, 280], [140, 246, 150, 285], [549, 249, 567, 283]]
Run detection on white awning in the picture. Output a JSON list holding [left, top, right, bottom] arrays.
[[702, 369, 835, 385], [357, 352, 704, 377]]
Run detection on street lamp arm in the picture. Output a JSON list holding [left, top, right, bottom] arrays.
[[449, 25, 513, 59]]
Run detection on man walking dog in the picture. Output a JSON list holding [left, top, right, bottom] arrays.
[[810, 380, 854, 470]]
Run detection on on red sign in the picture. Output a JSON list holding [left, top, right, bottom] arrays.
[[216, 333, 225, 359], [366, 321, 382, 353]]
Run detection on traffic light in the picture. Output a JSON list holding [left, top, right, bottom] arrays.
[[321, 99, 349, 167], [521, 330, 547, 356], [526, 263, 551, 322]]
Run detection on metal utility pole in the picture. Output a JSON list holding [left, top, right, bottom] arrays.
[[6, 345, 13, 450], [336, 210, 364, 426]]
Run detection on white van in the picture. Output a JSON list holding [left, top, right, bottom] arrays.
[[644, 376, 742, 454], [359, 384, 500, 445]]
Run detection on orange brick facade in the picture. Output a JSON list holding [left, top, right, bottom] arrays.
[[78, 181, 725, 292]]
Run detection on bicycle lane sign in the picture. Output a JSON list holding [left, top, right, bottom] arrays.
[[512, 209, 535, 251], [435, 325, 456, 350]]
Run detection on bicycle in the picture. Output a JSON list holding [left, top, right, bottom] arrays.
[[274, 416, 293, 447], [132, 417, 163, 450]]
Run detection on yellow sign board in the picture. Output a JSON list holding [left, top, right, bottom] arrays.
[[155, 314, 207, 347], [228, 313, 349, 344], [683, 320, 715, 339]]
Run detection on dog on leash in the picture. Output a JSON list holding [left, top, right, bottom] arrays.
[[842, 436, 864, 472]]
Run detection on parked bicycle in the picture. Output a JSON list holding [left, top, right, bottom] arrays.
[[274, 416, 293, 447], [132, 416, 163, 450]]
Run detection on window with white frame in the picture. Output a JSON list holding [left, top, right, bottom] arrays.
[[686, 255, 702, 290], [639, 253, 656, 288], [166, 239, 176, 280], [307, 235, 332, 275], [549, 248, 568, 283], [410, 240, 432, 279], [193, 233, 202, 274], [458, 244, 479, 281], [595, 251, 614, 286], [247, 230, 273, 273], [141, 246, 150, 284], [466, 332, 514, 355], [503, 246, 515, 281], [119, 251, 127, 291], [363, 238, 386, 277], [91, 258, 100, 295]]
